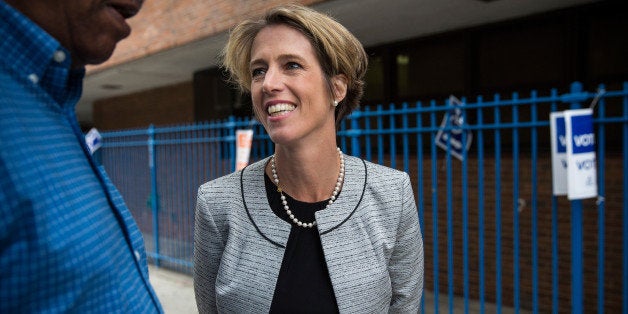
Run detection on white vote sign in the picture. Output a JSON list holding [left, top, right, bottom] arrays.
[[549, 112, 568, 196], [564, 109, 598, 200]]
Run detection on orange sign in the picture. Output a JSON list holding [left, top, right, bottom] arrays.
[[235, 129, 254, 171]]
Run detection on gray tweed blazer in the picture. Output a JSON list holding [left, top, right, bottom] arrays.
[[194, 155, 424, 313]]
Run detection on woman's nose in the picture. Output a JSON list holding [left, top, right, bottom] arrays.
[[262, 68, 282, 94]]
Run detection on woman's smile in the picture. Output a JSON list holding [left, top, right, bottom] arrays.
[[267, 103, 296, 117]]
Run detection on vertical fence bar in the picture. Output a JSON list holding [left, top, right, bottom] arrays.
[[415, 101, 425, 314], [222, 118, 229, 174], [267, 123, 274, 155], [402, 103, 409, 173], [211, 122, 216, 175], [530, 90, 539, 314], [430, 99, 440, 314], [512, 92, 521, 313], [596, 84, 606, 314], [169, 129, 176, 266], [446, 103, 454, 314], [148, 124, 160, 267], [623, 82, 628, 314], [217, 120, 224, 175], [569, 82, 584, 314], [494, 94, 503, 314], [476, 96, 486, 313], [377, 105, 384, 165], [350, 111, 361, 158], [461, 98, 470, 314], [191, 126, 200, 271], [339, 119, 347, 151], [550, 89, 559, 314], [228, 116, 236, 173], [571, 183, 584, 314], [364, 107, 372, 162], [389, 104, 397, 169]]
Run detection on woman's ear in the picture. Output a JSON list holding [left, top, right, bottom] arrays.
[[331, 74, 348, 103]]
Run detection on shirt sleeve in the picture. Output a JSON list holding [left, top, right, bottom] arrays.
[[388, 172, 424, 313], [194, 185, 225, 314]]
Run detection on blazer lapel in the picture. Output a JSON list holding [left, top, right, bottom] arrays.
[[241, 157, 291, 248], [315, 155, 366, 234]]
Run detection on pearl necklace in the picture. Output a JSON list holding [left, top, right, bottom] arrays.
[[270, 148, 345, 228]]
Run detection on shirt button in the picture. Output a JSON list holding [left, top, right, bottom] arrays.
[[53, 50, 66, 63], [134, 250, 141, 261], [28, 73, 39, 84]]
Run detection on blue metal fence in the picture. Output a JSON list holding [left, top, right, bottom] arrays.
[[100, 81, 628, 313]]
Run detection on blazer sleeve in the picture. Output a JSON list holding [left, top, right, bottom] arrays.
[[193, 185, 225, 314], [388, 172, 424, 313]]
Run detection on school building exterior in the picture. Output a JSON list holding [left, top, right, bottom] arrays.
[[81, 0, 626, 131], [86, 0, 628, 312]]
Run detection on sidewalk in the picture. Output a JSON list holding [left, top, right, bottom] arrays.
[[149, 265, 198, 314], [148, 265, 527, 314]]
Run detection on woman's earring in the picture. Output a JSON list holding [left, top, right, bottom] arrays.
[[333, 100, 339, 107]]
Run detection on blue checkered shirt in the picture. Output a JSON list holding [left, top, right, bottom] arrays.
[[0, 2, 163, 313]]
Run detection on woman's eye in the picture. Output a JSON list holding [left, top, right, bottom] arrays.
[[252, 68, 266, 77], [286, 62, 302, 70]]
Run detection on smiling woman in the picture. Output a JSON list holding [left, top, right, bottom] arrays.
[[194, 4, 424, 314]]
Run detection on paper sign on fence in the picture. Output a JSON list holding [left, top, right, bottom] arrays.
[[235, 129, 254, 171], [434, 96, 473, 161], [564, 109, 597, 200], [549, 112, 568, 195]]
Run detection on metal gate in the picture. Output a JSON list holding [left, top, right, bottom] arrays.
[[101, 81, 628, 313]]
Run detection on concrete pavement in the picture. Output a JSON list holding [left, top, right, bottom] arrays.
[[148, 265, 527, 314], [149, 265, 198, 314]]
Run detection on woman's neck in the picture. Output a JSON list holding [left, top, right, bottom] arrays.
[[267, 144, 342, 202]]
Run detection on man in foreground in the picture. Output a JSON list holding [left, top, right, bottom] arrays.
[[0, 0, 163, 312]]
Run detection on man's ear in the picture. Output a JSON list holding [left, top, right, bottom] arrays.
[[331, 74, 348, 102]]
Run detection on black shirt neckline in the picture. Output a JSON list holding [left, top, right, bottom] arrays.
[[264, 174, 340, 314]]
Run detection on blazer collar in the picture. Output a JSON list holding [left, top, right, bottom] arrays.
[[241, 155, 367, 247]]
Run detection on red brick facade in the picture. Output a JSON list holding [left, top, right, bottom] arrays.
[[409, 153, 624, 312], [93, 81, 194, 130], [88, 0, 325, 73]]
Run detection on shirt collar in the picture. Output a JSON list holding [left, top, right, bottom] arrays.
[[0, 1, 85, 108]]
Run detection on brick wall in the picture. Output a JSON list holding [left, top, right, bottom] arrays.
[[93, 81, 194, 130], [88, 0, 326, 73], [402, 152, 623, 312]]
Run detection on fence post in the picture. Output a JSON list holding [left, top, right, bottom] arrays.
[[623, 82, 628, 314], [350, 112, 361, 157], [228, 116, 237, 173], [148, 124, 160, 267], [568, 82, 584, 314]]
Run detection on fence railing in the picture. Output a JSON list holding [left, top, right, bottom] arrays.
[[100, 81, 628, 313]]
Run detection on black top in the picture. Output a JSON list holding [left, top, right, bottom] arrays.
[[265, 174, 340, 314]]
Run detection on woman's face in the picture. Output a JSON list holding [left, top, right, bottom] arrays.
[[249, 24, 340, 147]]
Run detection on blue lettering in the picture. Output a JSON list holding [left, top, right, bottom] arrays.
[[576, 158, 596, 170]]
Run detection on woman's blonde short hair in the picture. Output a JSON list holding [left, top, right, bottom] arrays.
[[221, 4, 368, 125]]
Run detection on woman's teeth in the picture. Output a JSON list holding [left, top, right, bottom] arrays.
[[267, 103, 295, 116]]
